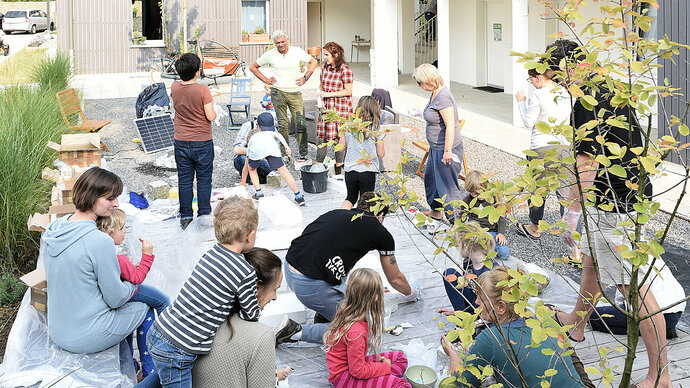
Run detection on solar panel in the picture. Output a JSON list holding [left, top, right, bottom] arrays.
[[133, 114, 176, 154]]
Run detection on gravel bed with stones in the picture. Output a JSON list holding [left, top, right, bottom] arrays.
[[86, 93, 690, 296]]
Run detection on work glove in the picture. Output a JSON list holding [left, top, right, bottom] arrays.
[[561, 208, 581, 249], [404, 281, 421, 302]]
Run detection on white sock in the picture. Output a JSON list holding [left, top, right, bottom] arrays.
[[289, 331, 302, 341]]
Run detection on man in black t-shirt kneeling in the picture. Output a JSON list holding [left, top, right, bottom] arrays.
[[274, 192, 420, 345]]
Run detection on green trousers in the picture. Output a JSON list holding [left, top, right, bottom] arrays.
[[271, 88, 309, 158]]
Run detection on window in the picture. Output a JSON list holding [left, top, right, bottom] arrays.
[[132, 0, 163, 44], [242, 0, 269, 35]]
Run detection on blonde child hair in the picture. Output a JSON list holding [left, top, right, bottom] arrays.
[[464, 170, 486, 195], [454, 222, 496, 259], [213, 196, 259, 245], [96, 208, 126, 235], [323, 268, 385, 354]]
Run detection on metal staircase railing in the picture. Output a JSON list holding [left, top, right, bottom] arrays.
[[415, 13, 437, 67]]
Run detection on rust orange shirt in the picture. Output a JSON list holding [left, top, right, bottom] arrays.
[[171, 82, 213, 141]]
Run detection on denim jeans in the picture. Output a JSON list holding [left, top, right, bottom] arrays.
[[131, 284, 170, 315], [590, 304, 682, 339], [283, 259, 340, 344], [271, 88, 308, 157], [147, 324, 197, 388], [174, 140, 214, 219], [488, 232, 510, 259], [442, 264, 493, 313], [233, 155, 270, 184]]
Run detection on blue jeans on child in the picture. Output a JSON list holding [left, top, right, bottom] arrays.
[[443, 263, 494, 313], [233, 155, 270, 184], [174, 140, 214, 220], [132, 284, 170, 315], [489, 232, 510, 259], [147, 324, 197, 388]]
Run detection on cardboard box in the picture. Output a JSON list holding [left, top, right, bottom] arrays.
[[380, 124, 401, 172], [49, 203, 76, 217], [20, 267, 47, 312], [27, 213, 52, 232], [48, 133, 101, 168]]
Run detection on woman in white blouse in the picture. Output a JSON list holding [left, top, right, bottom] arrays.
[[514, 66, 573, 243]]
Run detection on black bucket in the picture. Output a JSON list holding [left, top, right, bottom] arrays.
[[300, 165, 328, 194]]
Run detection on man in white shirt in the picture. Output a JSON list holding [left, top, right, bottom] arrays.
[[249, 30, 318, 161]]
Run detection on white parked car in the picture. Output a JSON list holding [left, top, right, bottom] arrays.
[[2, 9, 50, 34]]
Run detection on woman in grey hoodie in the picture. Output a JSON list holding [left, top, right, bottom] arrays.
[[42, 168, 152, 374]]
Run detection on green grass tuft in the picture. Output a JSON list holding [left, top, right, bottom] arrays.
[[0, 272, 27, 307], [31, 52, 72, 92]]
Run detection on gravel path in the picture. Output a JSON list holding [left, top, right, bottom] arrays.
[[87, 94, 690, 319]]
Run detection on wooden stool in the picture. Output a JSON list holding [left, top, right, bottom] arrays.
[[413, 119, 468, 180]]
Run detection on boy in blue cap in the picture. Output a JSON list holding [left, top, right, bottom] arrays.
[[241, 112, 306, 205]]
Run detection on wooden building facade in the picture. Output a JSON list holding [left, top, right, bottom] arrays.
[[56, 0, 308, 74]]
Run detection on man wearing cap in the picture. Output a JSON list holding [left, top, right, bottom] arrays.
[[249, 29, 318, 161], [241, 112, 306, 205]]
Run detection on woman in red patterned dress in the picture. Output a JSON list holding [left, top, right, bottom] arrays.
[[316, 41, 353, 174]]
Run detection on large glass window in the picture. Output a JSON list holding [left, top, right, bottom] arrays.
[[242, 0, 268, 35], [132, 0, 163, 42]]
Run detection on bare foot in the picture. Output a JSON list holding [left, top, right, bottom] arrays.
[[437, 307, 455, 316], [547, 305, 585, 342], [637, 375, 673, 388], [524, 224, 541, 238]]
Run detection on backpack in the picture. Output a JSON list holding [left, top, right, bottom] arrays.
[[136, 83, 170, 118]]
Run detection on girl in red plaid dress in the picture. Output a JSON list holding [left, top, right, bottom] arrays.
[[316, 41, 353, 174]]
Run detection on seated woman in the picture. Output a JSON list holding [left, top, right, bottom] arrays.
[[589, 257, 685, 339], [42, 167, 157, 387], [193, 248, 292, 387], [442, 266, 593, 388]]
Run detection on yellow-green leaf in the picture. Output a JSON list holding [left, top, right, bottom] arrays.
[[585, 366, 601, 376], [583, 95, 598, 106], [679, 124, 689, 137], [595, 154, 611, 167], [608, 164, 627, 178], [569, 84, 585, 98]]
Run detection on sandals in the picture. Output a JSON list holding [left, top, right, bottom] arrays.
[[516, 223, 541, 240], [545, 303, 585, 343]]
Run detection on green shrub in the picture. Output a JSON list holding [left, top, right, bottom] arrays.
[[31, 52, 71, 92], [0, 272, 27, 307], [0, 53, 71, 268]]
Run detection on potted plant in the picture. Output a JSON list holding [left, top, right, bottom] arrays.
[[249, 26, 269, 43], [241, 29, 249, 43], [139, 36, 147, 45], [133, 31, 141, 45]]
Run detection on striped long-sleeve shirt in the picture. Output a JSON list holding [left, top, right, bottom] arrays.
[[154, 243, 260, 354]]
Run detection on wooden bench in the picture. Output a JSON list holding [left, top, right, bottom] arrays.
[[413, 119, 468, 180]]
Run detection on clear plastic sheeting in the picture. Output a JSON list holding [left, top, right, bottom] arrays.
[[0, 292, 137, 388]]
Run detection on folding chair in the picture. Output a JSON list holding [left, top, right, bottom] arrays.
[[226, 78, 252, 130], [413, 119, 468, 180], [56, 88, 111, 151]]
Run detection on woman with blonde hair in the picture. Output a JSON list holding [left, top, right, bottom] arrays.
[[442, 266, 592, 388], [324, 268, 411, 388], [414, 63, 464, 233]]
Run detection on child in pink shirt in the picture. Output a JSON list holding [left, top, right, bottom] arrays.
[[324, 268, 411, 388], [97, 208, 169, 380]]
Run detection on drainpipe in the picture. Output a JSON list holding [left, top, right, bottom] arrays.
[[46, 0, 50, 32]]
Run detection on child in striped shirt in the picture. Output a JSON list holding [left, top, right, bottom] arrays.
[[146, 196, 260, 387]]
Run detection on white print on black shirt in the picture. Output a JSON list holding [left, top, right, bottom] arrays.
[[326, 256, 346, 280]]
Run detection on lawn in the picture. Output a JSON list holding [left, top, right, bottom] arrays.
[[0, 47, 48, 85]]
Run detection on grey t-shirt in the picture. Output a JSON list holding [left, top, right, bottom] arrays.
[[344, 131, 382, 173], [423, 87, 462, 151]]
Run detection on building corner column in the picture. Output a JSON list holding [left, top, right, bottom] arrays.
[[512, 0, 529, 127], [437, 0, 450, 85]]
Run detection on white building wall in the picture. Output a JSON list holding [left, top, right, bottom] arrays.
[[324, 0, 371, 63], [370, 0, 398, 86], [398, 0, 415, 74]]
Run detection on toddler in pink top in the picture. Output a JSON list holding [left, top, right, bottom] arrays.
[[96, 208, 169, 314], [324, 268, 411, 388]]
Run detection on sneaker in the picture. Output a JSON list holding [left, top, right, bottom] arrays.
[[273, 315, 302, 346], [252, 191, 264, 200], [297, 155, 310, 162], [314, 312, 330, 324], [180, 218, 193, 230], [294, 196, 306, 206]]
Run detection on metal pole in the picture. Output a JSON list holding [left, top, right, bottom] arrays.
[[183, 0, 187, 52], [46, 0, 51, 32]]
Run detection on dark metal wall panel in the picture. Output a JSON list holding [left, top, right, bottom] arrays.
[[658, 0, 690, 163], [56, 0, 307, 74]]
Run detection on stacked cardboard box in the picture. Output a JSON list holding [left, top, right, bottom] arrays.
[[27, 134, 101, 232]]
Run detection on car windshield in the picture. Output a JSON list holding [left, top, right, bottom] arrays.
[[5, 11, 27, 18]]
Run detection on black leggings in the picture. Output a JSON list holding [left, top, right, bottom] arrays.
[[344, 171, 376, 205]]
